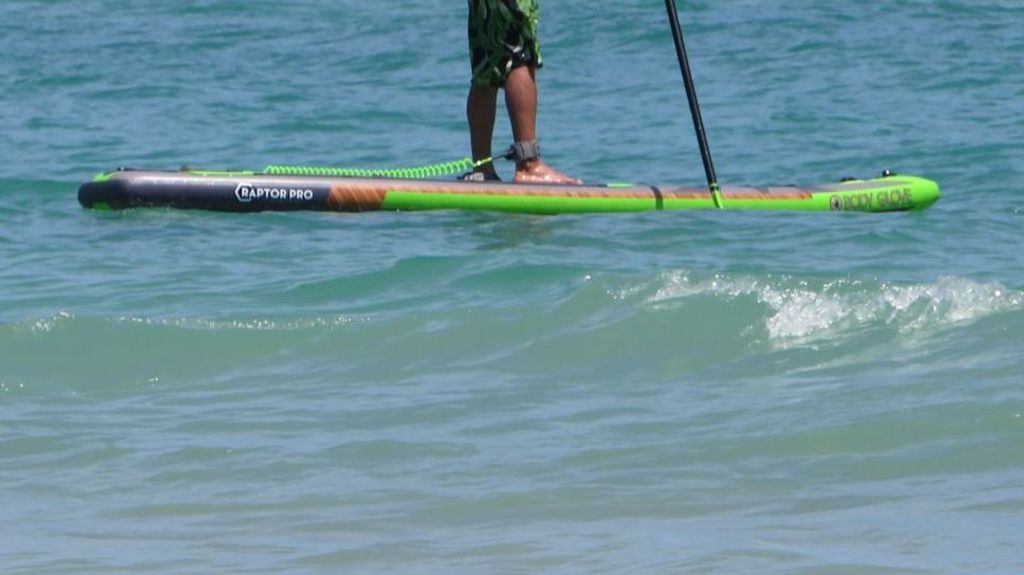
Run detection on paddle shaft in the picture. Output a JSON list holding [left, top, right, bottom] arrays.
[[664, 0, 722, 208]]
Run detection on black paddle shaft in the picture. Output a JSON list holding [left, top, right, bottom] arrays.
[[664, 0, 720, 195]]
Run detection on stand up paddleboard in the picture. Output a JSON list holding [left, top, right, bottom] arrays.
[[77, 3, 940, 215], [78, 167, 939, 214]]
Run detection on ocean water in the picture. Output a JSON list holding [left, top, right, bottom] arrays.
[[2, 1, 1023, 573]]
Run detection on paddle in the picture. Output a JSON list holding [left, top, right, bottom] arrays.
[[664, 0, 723, 208]]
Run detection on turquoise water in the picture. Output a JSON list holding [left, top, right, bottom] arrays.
[[3, 1, 1023, 573]]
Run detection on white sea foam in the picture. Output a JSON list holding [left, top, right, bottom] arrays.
[[13, 310, 75, 334], [12, 312, 362, 333], [108, 315, 363, 331], [648, 272, 1023, 346]]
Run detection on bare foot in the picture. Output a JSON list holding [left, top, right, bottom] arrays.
[[514, 159, 582, 185], [460, 167, 501, 182]]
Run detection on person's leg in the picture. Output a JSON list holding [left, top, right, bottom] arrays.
[[504, 66, 538, 144], [504, 65, 580, 184], [467, 84, 500, 178]]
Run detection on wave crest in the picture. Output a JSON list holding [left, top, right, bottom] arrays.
[[647, 272, 1022, 345]]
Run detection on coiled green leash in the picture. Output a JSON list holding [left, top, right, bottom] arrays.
[[264, 151, 511, 180]]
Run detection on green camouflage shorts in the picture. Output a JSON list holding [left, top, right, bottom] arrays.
[[468, 0, 543, 87]]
